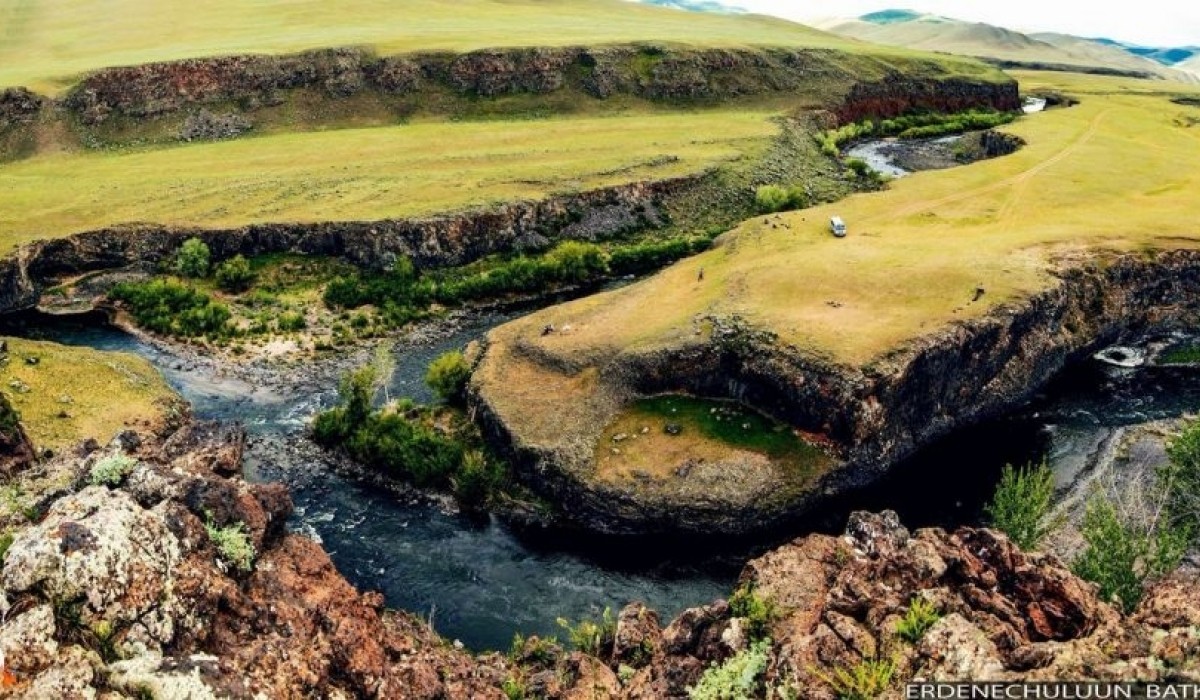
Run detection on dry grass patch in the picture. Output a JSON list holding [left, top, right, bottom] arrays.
[[0, 338, 180, 452]]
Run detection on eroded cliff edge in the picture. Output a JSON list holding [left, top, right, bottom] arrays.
[[471, 250, 1200, 535]]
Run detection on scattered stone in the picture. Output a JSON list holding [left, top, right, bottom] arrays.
[[612, 433, 629, 443], [24, 356, 39, 365], [178, 109, 252, 142], [664, 423, 682, 436]]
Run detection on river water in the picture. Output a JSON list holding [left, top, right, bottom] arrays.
[[5, 312, 1199, 651]]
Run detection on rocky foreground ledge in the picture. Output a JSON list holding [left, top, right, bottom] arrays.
[[0, 416, 1197, 697]]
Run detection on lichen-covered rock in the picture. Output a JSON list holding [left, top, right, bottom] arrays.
[[2, 486, 184, 649]]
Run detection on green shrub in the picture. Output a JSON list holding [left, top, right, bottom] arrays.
[[985, 461, 1058, 551], [175, 237, 211, 278], [425, 351, 471, 403], [1072, 494, 1188, 614], [608, 236, 709, 275], [896, 597, 940, 643], [813, 657, 896, 700], [557, 608, 616, 657], [215, 255, 256, 292], [755, 184, 792, 213], [205, 519, 256, 572], [345, 411, 464, 487], [502, 676, 527, 700], [89, 453, 138, 486], [729, 583, 776, 641], [688, 638, 771, 700], [277, 311, 307, 332], [1161, 420, 1200, 533], [110, 279, 232, 338], [453, 450, 503, 508], [0, 530, 13, 566]]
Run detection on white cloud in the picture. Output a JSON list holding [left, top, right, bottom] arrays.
[[733, 0, 1200, 47]]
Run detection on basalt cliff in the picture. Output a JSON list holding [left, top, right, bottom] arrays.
[[471, 250, 1200, 535]]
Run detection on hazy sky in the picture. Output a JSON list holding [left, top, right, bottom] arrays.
[[732, 0, 1200, 47]]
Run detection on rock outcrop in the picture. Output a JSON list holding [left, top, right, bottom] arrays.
[[0, 88, 42, 130], [0, 422, 508, 699], [58, 45, 1017, 126], [0, 175, 692, 314], [537, 511, 1200, 699], [473, 249, 1200, 535]]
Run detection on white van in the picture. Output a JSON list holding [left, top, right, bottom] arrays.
[[830, 216, 847, 238]]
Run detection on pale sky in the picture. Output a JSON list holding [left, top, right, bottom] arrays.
[[733, 0, 1200, 48]]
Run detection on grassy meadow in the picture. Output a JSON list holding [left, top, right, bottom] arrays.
[[493, 72, 1200, 369], [0, 0, 958, 94], [0, 109, 780, 252], [1, 338, 180, 451]]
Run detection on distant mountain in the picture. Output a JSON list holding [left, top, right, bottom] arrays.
[[1092, 38, 1199, 67], [814, 10, 1197, 83], [859, 9, 923, 25], [636, 0, 745, 13], [1179, 55, 1200, 78]]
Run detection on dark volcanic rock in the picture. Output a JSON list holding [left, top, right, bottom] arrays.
[[0, 87, 43, 130]]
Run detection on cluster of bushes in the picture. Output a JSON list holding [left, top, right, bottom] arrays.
[[753, 184, 808, 214], [816, 109, 1017, 155], [986, 425, 1200, 614], [110, 279, 233, 339], [323, 236, 712, 318], [311, 353, 505, 508]]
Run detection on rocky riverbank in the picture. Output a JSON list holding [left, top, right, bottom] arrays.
[[2, 422, 1196, 700]]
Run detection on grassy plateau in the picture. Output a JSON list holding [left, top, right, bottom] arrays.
[[0, 109, 779, 253], [475, 70, 1200, 489], [0, 338, 180, 452]]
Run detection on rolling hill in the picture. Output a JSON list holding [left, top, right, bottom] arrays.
[[815, 11, 1197, 82], [0, 0, 874, 93]]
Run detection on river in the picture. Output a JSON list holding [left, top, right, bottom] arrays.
[[4, 311, 1198, 651]]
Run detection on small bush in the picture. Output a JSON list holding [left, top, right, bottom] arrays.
[[985, 461, 1058, 551], [845, 158, 872, 178], [502, 677, 527, 700], [215, 255, 256, 292], [453, 450, 503, 509], [425, 351, 472, 403], [688, 638, 771, 700], [205, 519, 256, 572], [1162, 420, 1200, 533], [728, 584, 776, 641], [110, 279, 231, 338], [89, 454, 137, 487], [277, 311, 307, 332], [557, 608, 616, 657], [1072, 495, 1188, 614], [0, 530, 13, 566], [896, 597, 940, 643], [755, 184, 792, 214], [813, 657, 895, 700], [175, 238, 211, 278]]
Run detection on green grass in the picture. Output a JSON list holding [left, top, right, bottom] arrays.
[[0, 338, 180, 452], [0, 0, 968, 94], [596, 395, 829, 482], [1159, 344, 1200, 364], [0, 109, 778, 253]]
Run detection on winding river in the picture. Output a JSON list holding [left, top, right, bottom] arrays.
[[4, 310, 1198, 651]]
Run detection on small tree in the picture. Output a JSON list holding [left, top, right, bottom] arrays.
[[1072, 494, 1188, 614], [1161, 420, 1200, 534], [340, 365, 378, 429], [984, 461, 1058, 551], [176, 238, 211, 278], [214, 255, 255, 292], [425, 351, 471, 403]]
